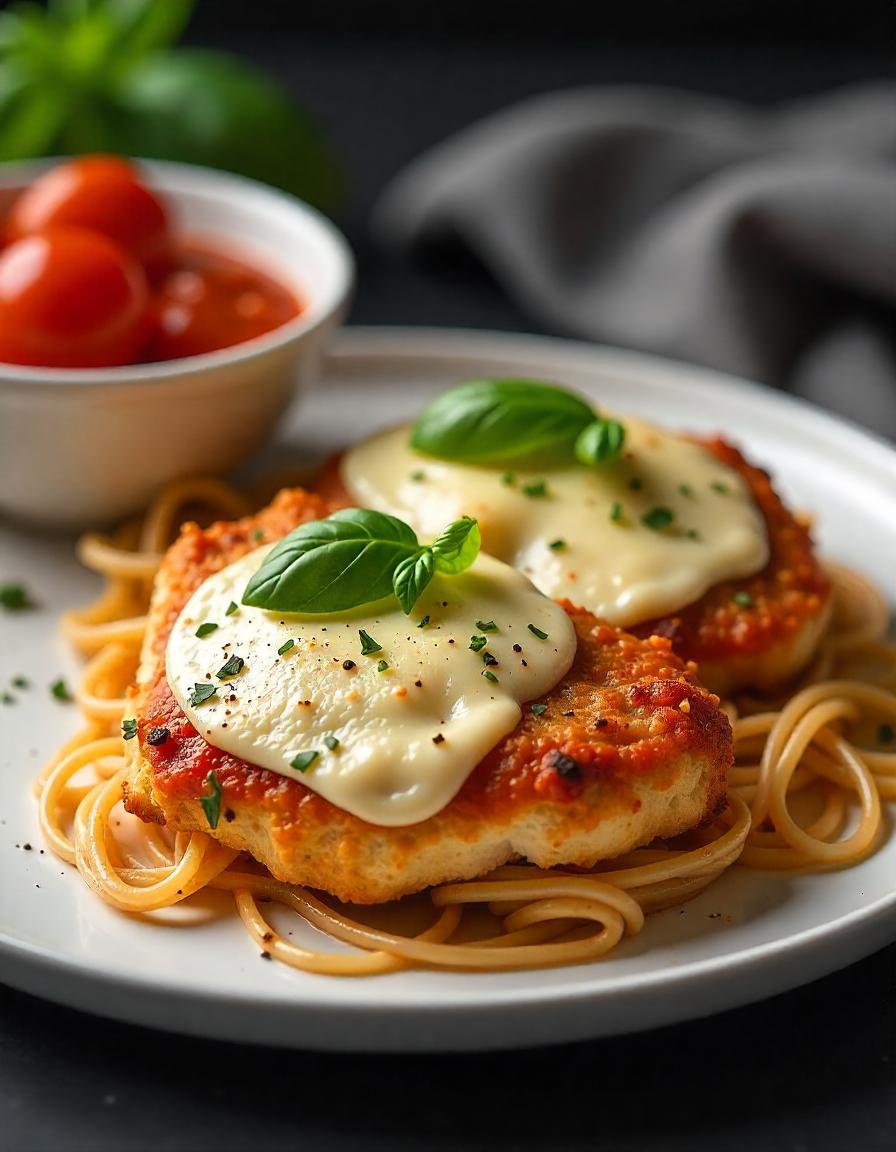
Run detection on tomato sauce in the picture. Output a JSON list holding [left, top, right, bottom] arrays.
[[0, 155, 302, 369]]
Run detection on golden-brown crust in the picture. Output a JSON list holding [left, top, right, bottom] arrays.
[[124, 492, 732, 903], [316, 436, 832, 696]]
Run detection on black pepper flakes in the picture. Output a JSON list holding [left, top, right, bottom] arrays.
[[547, 750, 582, 780], [146, 726, 170, 746]]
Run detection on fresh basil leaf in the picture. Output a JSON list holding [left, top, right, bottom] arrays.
[[115, 49, 339, 208], [430, 516, 481, 575], [103, 0, 195, 71], [393, 548, 435, 615], [575, 419, 626, 467], [411, 379, 595, 464], [0, 70, 69, 162], [242, 508, 420, 614]]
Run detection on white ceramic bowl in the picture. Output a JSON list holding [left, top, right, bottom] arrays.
[[0, 159, 354, 529]]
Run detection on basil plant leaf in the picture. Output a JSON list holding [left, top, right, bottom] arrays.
[[242, 508, 420, 614], [430, 516, 481, 575], [393, 548, 435, 615], [116, 49, 340, 208], [411, 379, 595, 464], [575, 419, 626, 467]]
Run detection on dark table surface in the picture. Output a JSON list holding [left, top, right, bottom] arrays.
[[3, 24, 896, 1152]]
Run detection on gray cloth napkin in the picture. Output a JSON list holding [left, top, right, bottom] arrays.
[[373, 83, 896, 436]]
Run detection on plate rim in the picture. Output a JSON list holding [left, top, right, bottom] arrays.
[[3, 325, 895, 1050]]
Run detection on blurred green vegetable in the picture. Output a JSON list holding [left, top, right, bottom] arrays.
[[0, 0, 339, 207]]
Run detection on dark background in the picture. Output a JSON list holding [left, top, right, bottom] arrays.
[[3, 3, 896, 1150]]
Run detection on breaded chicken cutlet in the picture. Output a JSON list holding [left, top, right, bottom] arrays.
[[123, 488, 732, 904]]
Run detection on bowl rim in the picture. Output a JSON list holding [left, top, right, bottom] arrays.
[[0, 157, 355, 390]]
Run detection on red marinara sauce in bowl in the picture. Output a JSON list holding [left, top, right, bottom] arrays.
[[0, 157, 353, 527]]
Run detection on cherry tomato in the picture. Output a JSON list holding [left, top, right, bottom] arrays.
[[146, 245, 300, 362], [0, 228, 150, 368], [6, 155, 171, 277]]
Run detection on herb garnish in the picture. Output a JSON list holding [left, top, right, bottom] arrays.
[[641, 507, 674, 531], [12, 676, 29, 689], [50, 678, 72, 702], [1, 692, 13, 705], [733, 591, 754, 608], [548, 539, 566, 551], [417, 615, 430, 628], [482, 651, 498, 667], [501, 472, 516, 486], [469, 635, 487, 652], [195, 622, 219, 638], [628, 478, 643, 491], [609, 501, 624, 524], [476, 620, 497, 632], [679, 484, 694, 497], [323, 735, 340, 751], [290, 750, 319, 774], [121, 718, 138, 741], [521, 479, 548, 498], [242, 509, 480, 617], [278, 639, 295, 656], [189, 683, 218, 706], [217, 654, 244, 679], [482, 669, 499, 683], [531, 703, 548, 716], [199, 771, 223, 829], [377, 659, 390, 672], [0, 583, 31, 610], [527, 624, 548, 640], [225, 601, 239, 616], [711, 481, 730, 495], [359, 629, 382, 656], [410, 378, 625, 469]]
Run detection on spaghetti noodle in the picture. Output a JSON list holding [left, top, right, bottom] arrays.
[[34, 481, 896, 975]]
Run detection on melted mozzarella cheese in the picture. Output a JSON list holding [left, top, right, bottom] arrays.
[[167, 548, 575, 827], [342, 420, 769, 628]]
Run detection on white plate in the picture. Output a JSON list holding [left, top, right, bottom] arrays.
[[2, 327, 895, 1052]]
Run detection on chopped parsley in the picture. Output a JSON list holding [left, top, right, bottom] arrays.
[[710, 481, 730, 495], [878, 723, 895, 745], [195, 622, 219, 639], [609, 501, 624, 523], [11, 676, 29, 689], [376, 659, 390, 672], [475, 619, 497, 632], [733, 591, 754, 608], [641, 506, 674, 531], [531, 703, 548, 716], [0, 583, 31, 611], [482, 651, 498, 667], [482, 669, 499, 684], [216, 654, 244, 679], [290, 750, 319, 774], [410, 469, 426, 482], [359, 629, 382, 656], [417, 615, 430, 628], [679, 484, 694, 498], [225, 601, 239, 617], [501, 472, 516, 487], [50, 678, 72, 702], [469, 635, 488, 652], [521, 479, 548, 498], [189, 683, 218, 706], [252, 529, 265, 541], [199, 770, 222, 829], [548, 539, 566, 551], [686, 528, 701, 540], [1, 692, 13, 705], [277, 639, 295, 656], [527, 623, 548, 640], [121, 718, 138, 741], [323, 735, 340, 751]]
